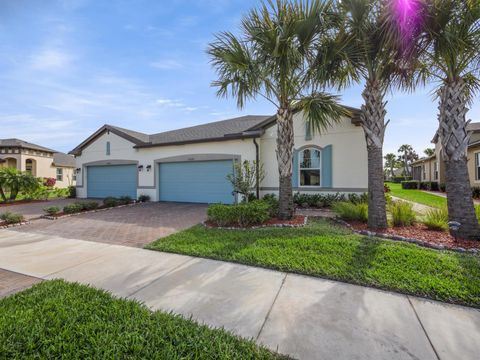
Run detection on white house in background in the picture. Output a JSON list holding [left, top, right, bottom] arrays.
[[70, 108, 368, 203]]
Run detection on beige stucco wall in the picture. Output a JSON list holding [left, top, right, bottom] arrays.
[[0, 152, 74, 188], [259, 112, 368, 195], [468, 146, 480, 186]]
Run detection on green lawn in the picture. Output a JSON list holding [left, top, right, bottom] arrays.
[[0, 280, 286, 359], [147, 219, 480, 308], [387, 182, 447, 208]]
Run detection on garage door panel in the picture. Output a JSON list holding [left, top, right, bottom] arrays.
[[87, 165, 137, 199], [159, 161, 234, 204]]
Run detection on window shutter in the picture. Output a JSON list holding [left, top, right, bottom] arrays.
[[305, 123, 312, 141], [321, 145, 332, 188], [292, 149, 299, 187]]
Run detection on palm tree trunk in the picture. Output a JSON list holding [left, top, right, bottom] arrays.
[[438, 80, 480, 240], [276, 107, 294, 220], [361, 80, 388, 230]]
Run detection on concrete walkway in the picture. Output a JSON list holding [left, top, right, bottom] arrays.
[[421, 190, 480, 205], [391, 195, 434, 214], [1, 229, 479, 360]]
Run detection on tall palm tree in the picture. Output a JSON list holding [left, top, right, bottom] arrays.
[[384, 152, 398, 179], [398, 144, 418, 177], [338, 0, 423, 230], [208, 0, 351, 219], [422, 0, 480, 239]]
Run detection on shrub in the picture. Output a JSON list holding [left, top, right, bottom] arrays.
[[43, 206, 61, 216], [401, 180, 420, 190], [332, 202, 368, 223], [384, 184, 391, 193], [138, 194, 150, 202], [67, 186, 76, 198], [389, 201, 416, 227], [476, 205, 480, 222], [347, 193, 368, 205], [419, 181, 440, 192], [293, 192, 346, 208], [0, 211, 24, 224], [472, 186, 480, 199], [439, 183, 446, 192], [75, 201, 99, 211], [23, 184, 49, 201], [103, 197, 120, 207], [43, 177, 56, 188], [63, 203, 83, 214], [54, 188, 69, 198], [118, 196, 133, 205], [207, 201, 270, 227], [262, 194, 279, 218], [422, 208, 448, 231], [392, 176, 412, 183]]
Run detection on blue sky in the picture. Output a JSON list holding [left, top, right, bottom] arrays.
[[1, 0, 479, 156]]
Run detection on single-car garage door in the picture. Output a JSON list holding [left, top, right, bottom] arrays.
[[87, 165, 137, 199], [159, 160, 234, 204]]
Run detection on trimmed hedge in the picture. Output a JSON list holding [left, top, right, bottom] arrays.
[[207, 201, 271, 227], [401, 180, 420, 190], [0, 212, 24, 224], [392, 176, 412, 183], [63, 203, 83, 214], [419, 181, 440, 191], [43, 206, 60, 216]]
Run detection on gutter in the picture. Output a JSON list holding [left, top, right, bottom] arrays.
[[253, 138, 260, 199]]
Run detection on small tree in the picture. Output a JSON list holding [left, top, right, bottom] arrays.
[[227, 160, 265, 203], [0, 168, 40, 202]]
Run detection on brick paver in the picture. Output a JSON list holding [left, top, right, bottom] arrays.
[[10, 202, 207, 247], [0, 198, 101, 220], [0, 268, 42, 298]]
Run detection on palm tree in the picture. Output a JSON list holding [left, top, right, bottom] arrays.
[[384, 152, 399, 179], [337, 0, 422, 229], [424, 148, 435, 157], [208, 0, 351, 219], [398, 144, 418, 177], [422, 0, 480, 239]]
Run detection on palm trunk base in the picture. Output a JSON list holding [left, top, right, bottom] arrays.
[[278, 175, 294, 220], [368, 146, 388, 230], [445, 159, 480, 240]]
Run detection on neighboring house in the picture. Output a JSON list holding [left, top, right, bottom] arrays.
[[0, 139, 76, 188], [70, 109, 368, 203], [412, 122, 480, 186]]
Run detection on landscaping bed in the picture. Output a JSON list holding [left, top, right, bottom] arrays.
[[148, 219, 480, 308], [345, 221, 480, 251], [0, 280, 285, 359], [205, 215, 307, 229]]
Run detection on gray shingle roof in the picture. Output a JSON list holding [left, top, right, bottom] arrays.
[[146, 115, 272, 146], [0, 138, 56, 153], [53, 153, 76, 168]]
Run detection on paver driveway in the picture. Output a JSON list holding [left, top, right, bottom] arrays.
[[0, 198, 89, 220], [0, 269, 42, 298], [9, 202, 207, 247]]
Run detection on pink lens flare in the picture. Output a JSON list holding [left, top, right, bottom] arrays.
[[393, 0, 424, 46]]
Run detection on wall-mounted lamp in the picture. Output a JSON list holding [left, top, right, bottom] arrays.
[[76, 168, 81, 173], [138, 165, 144, 172], [146, 165, 152, 172]]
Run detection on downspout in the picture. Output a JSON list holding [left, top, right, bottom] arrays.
[[253, 138, 260, 199]]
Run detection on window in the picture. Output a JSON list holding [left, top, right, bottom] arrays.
[[305, 123, 312, 141], [25, 159, 33, 173], [299, 148, 321, 186], [422, 164, 426, 180], [106, 141, 111, 156], [476, 153, 480, 181], [56, 168, 63, 181], [434, 162, 438, 180]]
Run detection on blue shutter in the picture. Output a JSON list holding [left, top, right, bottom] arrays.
[[292, 149, 299, 187], [322, 145, 332, 188], [305, 123, 312, 141]]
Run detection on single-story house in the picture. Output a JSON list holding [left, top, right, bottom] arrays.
[[70, 109, 368, 203], [0, 139, 76, 188], [412, 122, 480, 186]]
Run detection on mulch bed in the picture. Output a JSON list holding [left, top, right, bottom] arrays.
[[205, 215, 307, 229], [348, 221, 480, 250]]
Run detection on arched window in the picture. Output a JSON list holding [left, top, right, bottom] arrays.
[[299, 148, 321, 187]]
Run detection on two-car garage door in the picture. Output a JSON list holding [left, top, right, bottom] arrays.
[[159, 160, 234, 204], [87, 165, 137, 199], [86, 160, 235, 204]]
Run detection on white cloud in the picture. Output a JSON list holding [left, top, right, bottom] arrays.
[[150, 59, 183, 70], [30, 49, 72, 70], [155, 98, 185, 107]]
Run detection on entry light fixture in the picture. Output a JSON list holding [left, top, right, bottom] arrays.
[[138, 165, 144, 172], [76, 168, 81, 173], [146, 165, 152, 172]]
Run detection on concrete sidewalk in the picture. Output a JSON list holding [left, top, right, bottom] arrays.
[[1, 229, 479, 360]]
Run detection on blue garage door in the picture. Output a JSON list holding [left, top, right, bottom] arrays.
[[87, 165, 137, 199], [159, 160, 234, 204]]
